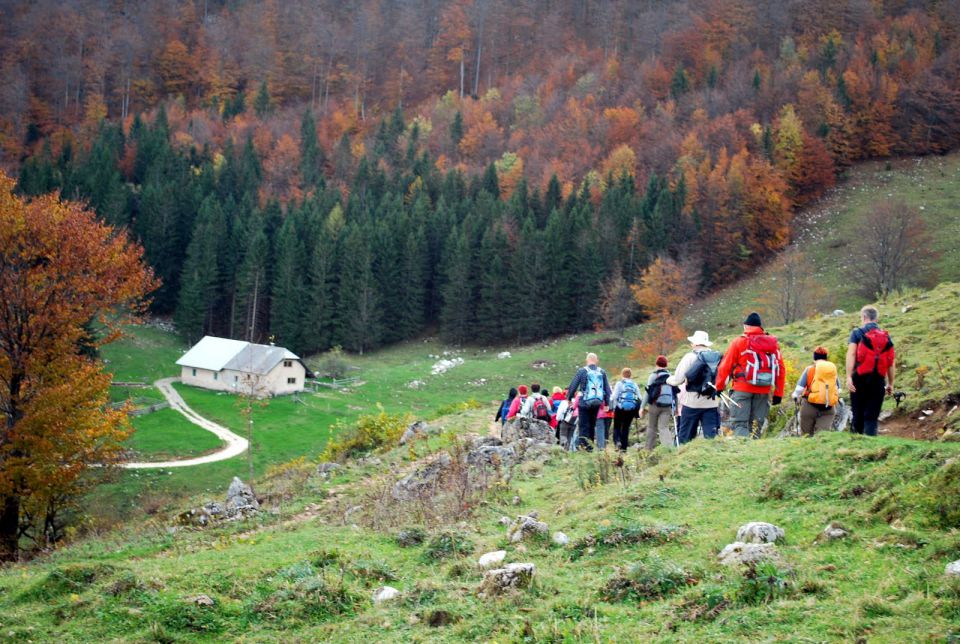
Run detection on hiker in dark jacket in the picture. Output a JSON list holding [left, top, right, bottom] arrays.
[[639, 356, 678, 450], [495, 387, 518, 427], [846, 306, 896, 436], [566, 352, 611, 450]]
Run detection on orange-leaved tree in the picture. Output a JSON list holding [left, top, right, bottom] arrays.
[[0, 174, 158, 560], [631, 256, 693, 361]]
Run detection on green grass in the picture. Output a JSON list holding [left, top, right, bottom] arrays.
[[3, 424, 959, 641], [125, 407, 224, 460], [100, 324, 187, 384]]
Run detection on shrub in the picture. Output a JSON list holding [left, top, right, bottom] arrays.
[[350, 558, 397, 583], [600, 555, 698, 601], [734, 561, 792, 605], [320, 406, 412, 461], [396, 527, 427, 547], [431, 399, 483, 418], [248, 574, 360, 624], [318, 346, 349, 379], [22, 563, 116, 601], [570, 523, 687, 560], [423, 530, 474, 561]]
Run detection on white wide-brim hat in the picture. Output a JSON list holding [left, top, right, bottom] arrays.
[[687, 330, 713, 347]]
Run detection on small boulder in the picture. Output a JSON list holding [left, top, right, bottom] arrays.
[[467, 445, 517, 470], [392, 452, 452, 500], [316, 462, 341, 476], [718, 542, 782, 567], [497, 351, 512, 359], [225, 477, 260, 517], [399, 421, 431, 445], [502, 417, 553, 445], [190, 594, 216, 607], [478, 550, 507, 569], [372, 586, 401, 604], [820, 522, 850, 541], [946, 560, 960, 577], [832, 309, 845, 317], [498, 516, 512, 526], [507, 515, 548, 543], [479, 563, 535, 596], [736, 522, 785, 544], [552, 531, 570, 546]]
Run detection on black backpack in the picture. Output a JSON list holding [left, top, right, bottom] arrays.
[[645, 370, 673, 406], [684, 350, 722, 398]]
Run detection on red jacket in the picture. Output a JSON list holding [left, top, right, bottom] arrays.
[[716, 326, 786, 397]]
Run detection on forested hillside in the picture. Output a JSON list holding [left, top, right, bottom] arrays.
[[3, 0, 960, 354]]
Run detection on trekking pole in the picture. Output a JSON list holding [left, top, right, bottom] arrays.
[[672, 402, 680, 448], [793, 400, 801, 437], [718, 392, 741, 409]]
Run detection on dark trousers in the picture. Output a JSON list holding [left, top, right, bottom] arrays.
[[851, 373, 885, 436], [612, 408, 636, 450], [678, 407, 720, 444], [577, 403, 601, 450]]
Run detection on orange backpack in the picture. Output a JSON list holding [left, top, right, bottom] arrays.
[[803, 361, 839, 408]]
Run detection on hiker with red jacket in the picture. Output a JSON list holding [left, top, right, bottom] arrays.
[[506, 385, 530, 420], [716, 312, 786, 438], [846, 305, 895, 436]]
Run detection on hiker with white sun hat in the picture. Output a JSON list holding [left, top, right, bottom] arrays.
[[667, 330, 723, 444]]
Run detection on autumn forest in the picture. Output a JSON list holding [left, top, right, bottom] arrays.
[[3, 0, 960, 354]]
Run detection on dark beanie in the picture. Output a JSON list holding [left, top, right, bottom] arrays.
[[656, 355, 668, 368], [743, 312, 763, 327]]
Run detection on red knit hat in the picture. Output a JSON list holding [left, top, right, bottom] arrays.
[[517, 385, 528, 396], [656, 355, 668, 368]]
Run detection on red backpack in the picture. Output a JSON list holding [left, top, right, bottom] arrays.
[[740, 334, 781, 389], [855, 327, 894, 377], [531, 395, 551, 421]]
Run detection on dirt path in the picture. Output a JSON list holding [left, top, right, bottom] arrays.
[[122, 377, 248, 469]]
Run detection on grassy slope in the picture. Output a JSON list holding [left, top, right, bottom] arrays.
[[1, 424, 958, 642], [125, 408, 224, 459], [90, 151, 960, 516]]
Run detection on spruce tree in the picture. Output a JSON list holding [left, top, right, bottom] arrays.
[[234, 218, 270, 342], [335, 226, 382, 354], [450, 110, 464, 150], [176, 197, 224, 342], [300, 110, 325, 189], [270, 216, 307, 352], [254, 81, 272, 117], [439, 227, 473, 344]]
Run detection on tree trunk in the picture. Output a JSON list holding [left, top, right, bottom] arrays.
[[0, 494, 18, 562]]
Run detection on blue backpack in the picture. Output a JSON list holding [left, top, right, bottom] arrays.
[[618, 380, 640, 411], [499, 398, 512, 420], [582, 367, 606, 406]]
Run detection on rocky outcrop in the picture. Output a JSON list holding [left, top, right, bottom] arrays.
[[736, 522, 785, 544], [225, 477, 260, 517], [391, 452, 452, 500], [502, 417, 553, 445], [399, 421, 434, 445], [479, 563, 535, 596], [467, 445, 517, 469]]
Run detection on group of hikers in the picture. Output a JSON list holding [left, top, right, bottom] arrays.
[[495, 307, 896, 450]]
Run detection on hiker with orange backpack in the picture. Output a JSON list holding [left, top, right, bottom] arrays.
[[716, 312, 786, 438], [846, 306, 895, 436], [792, 346, 842, 436]]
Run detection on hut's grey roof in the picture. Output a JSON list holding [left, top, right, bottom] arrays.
[[176, 336, 299, 375]]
